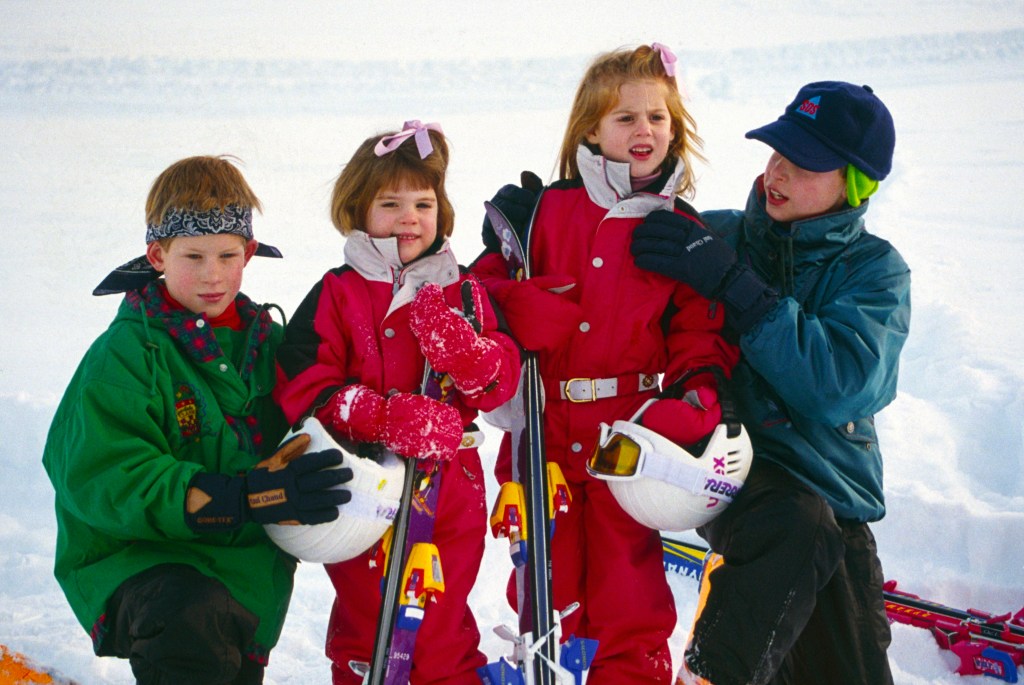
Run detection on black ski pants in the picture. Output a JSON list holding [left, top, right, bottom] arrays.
[[684, 460, 894, 685], [100, 563, 264, 685]]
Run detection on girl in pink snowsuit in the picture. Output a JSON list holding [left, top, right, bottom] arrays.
[[274, 122, 521, 684], [473, 45, 739, 683]]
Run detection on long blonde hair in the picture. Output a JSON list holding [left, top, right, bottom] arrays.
[[558, 45, 705, 198], [330, 128, 454, 238]]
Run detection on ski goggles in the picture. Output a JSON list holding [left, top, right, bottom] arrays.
[[588, 418, 746, 503]]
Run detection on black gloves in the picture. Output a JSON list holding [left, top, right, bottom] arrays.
[[481, 171, 543, 253], [186, 435, 353, 532], [631, 210, 779, 335]]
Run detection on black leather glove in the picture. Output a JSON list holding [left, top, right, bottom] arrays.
[[481, 171, 543, 253], [185, 435, 353, 532], [632, 209, 779, 334]]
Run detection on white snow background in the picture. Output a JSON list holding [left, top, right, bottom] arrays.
[[2, 1, 1023, 683]]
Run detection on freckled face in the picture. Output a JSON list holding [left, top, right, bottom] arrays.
[[146, 234, 256, 318], [762, 151, 848, 223], [586, 79, 674, 179], [365, 183, 439, 264]]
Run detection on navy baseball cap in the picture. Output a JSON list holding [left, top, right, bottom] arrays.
[[745, 81, 895, 180]]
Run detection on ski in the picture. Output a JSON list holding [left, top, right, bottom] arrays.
[[661, 536, 1024, 683], [363, 374, 446, 685], [481, 198, 595, 685], [363, 281, 481, 685]]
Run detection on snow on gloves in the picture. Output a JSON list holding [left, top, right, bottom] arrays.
[[409, 281, 502, 397], [631, 209, 779, 335], [326, 383, 463, 461], [640, 385, 722, 449]]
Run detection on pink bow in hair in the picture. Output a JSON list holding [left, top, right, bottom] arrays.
[[374, 120, 444, 159], [650, 43, 677, 78]]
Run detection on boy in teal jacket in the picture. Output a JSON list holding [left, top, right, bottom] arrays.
[[632, 83, 910, 684], [43, 156, 351, 685]]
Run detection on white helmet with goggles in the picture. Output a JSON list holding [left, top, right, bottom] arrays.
[[587, 367, 752, 532], [263, 417, 406, 563]]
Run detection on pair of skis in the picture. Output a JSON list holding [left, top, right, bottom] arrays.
[[365, 195, 596, 684], [359, 283, 478, 685], [478, 199, 598, 685]]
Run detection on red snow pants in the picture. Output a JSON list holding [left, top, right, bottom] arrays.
[[325, 449, 488, 685], [502, 465, 677, 683]]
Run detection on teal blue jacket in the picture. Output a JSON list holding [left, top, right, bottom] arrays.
[[703, 177, 911, 522], [42, 282, 293, 658]]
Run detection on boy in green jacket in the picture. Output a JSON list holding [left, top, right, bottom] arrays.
[[43, 156, 352, 685]]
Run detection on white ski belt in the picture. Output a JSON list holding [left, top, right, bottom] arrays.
[[546, 373, 659, 403]]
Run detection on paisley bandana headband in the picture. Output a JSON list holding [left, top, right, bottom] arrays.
[[145, 205, 254, 243], [93, 204, 281, 296]]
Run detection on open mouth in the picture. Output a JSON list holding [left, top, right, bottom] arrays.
[[630, 146, 653, 159], [766, 187, 787, 205]]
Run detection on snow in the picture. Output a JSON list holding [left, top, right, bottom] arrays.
[[2, 1, 1023, 682]]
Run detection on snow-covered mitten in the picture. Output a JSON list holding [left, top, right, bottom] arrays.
[[409, 282, 502, 396], [383, 392, 463, 460], [324, 384, 463, 461], [489, 274, 583, 352], [640, 386, 721, 448]]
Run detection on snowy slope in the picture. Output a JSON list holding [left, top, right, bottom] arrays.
[[2, 2, 1023, 683]]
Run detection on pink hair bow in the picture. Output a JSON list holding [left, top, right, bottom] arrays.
[[650, 42, 677, 78], [374, 120, 444, 159]]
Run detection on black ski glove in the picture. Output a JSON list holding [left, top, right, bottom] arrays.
[[185, 434, 353, 532], [632, 209, 779, 335], [481, 171, 543, 253]]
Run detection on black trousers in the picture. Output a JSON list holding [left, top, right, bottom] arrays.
[[100, 564, 264, 685], [684, 460, 894, 685]]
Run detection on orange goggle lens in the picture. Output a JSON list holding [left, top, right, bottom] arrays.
[[588, 432, 642, 478]]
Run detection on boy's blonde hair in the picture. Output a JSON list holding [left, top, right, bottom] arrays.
[[145, 155, 262, 228], [558, 45, 705, 198], [330, 128, 454, 238]]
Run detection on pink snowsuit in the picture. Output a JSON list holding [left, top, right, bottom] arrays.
[[275, 233, 521, 684], [473, 147, 739, 683]]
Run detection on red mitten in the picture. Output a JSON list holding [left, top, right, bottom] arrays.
[[323, 384, 388, 444], [489, 275, 583, 352], [640, 386, 721, 448], [382, 392, 463, 461], [322, 384, 462, 460], [409, 282, 502, 396]]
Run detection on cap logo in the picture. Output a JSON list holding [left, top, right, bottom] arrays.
[[795, 96, 821, 120]]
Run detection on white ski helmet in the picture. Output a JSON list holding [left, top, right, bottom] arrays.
[[263, 417, 406, 563], [587, 371, 752, 532]]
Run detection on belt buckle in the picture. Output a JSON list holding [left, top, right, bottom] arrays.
[[565, 377, 596, 403]]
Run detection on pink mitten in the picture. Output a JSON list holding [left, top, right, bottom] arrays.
[[382, 392, 463, 461], [323, 384, 388, 444], [489, 275, 583, 352], [640, 386, 721, 448], [323, 384, 462, 461], [410, 282, 502, 396]]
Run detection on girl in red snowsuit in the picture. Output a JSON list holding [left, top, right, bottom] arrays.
[[274, 123, 521, 684], [473, 45, 739, 683]]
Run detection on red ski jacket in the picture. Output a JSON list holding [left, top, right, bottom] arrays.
[[274, 233, 521, 429], [474, 147, 740, 482]]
